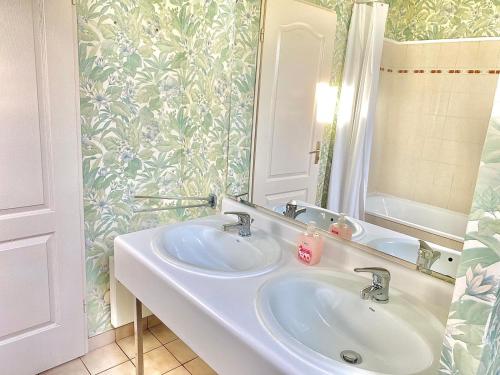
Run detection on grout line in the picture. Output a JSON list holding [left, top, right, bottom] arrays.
[[93, 358, 130, 375], [115, 338, 132, 361], [78, 358, 91, 375], [159, 363, 185, 375], [162, 341, 199, 365], [149, 326, 178, 345]]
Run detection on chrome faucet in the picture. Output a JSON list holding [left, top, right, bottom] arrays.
[[354, 267, 391, 303], [417, 240, 441, 274], [283, 200, 306, 219], [222, 211, 253, 237]]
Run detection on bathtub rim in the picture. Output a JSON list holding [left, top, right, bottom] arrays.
[[366, 192, 467, 243]]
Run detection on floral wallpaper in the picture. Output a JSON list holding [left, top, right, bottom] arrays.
[[226, 0, 261, 197], [78, 0, 236, 336], [385, 0, 500, 42], [440, 82, 500, 374]]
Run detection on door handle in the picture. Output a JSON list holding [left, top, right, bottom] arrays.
[[309, 141, 321, 164]]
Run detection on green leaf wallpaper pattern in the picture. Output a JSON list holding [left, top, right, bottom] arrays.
[[440, 83, 500, 375], [385, 0, 500, 42], [78, 0, 236, 336], [226, 0, 262, 197]]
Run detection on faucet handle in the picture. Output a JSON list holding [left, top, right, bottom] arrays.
[[223, 211, 252, 224], [417, 240, 441, 274], [354, 267, 391, 286]]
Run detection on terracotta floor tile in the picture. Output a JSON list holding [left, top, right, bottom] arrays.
[[165, 339, 197, 364], [98, 361, 135, 375], [132, 346, 180, 375], [117, 330, 162, 359], [184, 358, 217, 375], [149, 324, 177, 344], [166, 366, 191, 375], [81, 343, 128, 375], [40, 359, 89, 375]]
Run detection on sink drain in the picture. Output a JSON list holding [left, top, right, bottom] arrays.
[[340, 350, 362, 365]]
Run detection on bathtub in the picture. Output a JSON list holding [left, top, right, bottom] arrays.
[[365, 193, 468, 245]]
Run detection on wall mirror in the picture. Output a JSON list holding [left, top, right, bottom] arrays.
[[226, 0, 500, 280]]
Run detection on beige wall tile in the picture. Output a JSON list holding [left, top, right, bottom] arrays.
[[184, 358, 217, 375], [437, 42, 459, 67], [451, 74, 476, 94], [424, 73, 453, 93], [422, 91, 450, 115], [81, 343, 128, 375], [88, 329, 115, 352], [433, 163, 454, 189], [477, 41, 500, 69], [422, 139, 442, 161], [99, 361, 135, 375], [452, 165, 477, 191], [406, 44, 423, 68], [117, 330, 162, 359], [406, 135, 425, 159], [115, 323, 134, 341], [369, 38, 494, 218], [393, 44, 408, 68], [468, 92, 496, 118], [456, 42, 480, 68], [448, 187, 474, 214], [165, 339, 198, 364], [448, 92, 471, 117], [40, 359, 89, 375], [423, 115, 446, 139], [440, 140, 462, 165], [422, 42, 440, 68], [461, 75, 499, 96], [381, 40, 394, 67], [147, 315, 162, 328], [132, 347, 180, 375]]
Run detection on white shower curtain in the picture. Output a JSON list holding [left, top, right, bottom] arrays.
[[327, 2, 388, 219]]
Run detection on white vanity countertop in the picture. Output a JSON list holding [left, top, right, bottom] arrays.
[[114, 198, 454, 375]]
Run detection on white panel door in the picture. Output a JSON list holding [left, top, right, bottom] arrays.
[[253, 0, 336, 209], [0, 1, 86, 374]]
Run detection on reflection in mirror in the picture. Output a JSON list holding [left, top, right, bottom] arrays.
[[226, 0, 500, 280]]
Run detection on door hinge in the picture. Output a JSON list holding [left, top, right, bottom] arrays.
[[71, 0, 78, 5], [83, 300, 87, 313], [259, 29, 265, 43]]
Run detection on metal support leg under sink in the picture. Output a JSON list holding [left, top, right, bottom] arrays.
[[134, 297, 144, 375]]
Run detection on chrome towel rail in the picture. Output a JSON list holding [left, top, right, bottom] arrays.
[[133, 193, 217, 213]]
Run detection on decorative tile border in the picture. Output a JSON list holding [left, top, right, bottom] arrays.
[[380, 66, 500, 74]]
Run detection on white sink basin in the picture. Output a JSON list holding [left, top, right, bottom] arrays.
[[152, 217, 282, 277], [273, 202, 364, 238], [367, 237, 419, 264], [257, 270, 444, 374]]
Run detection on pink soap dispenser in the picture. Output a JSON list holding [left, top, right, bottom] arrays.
[[329, 213, 353, 241], [297, 221, 324, 265]]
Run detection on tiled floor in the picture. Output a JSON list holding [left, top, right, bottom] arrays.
[[40, 323, 217, 375]]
